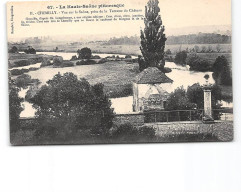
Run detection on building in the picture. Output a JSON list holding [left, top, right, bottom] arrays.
[[133, 67, 173, 112]]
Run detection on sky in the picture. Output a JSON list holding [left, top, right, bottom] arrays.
[[7, 0, 231, 41]]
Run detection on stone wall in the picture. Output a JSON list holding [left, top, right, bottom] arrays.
[[113, 113, 144, 126]]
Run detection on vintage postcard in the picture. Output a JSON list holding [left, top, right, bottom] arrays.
[[7, 0, 233, 145]]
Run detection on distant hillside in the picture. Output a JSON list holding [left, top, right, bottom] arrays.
[[105, 33, 231, 45], [166, 33, 231, 45], [165, 25, 232, 36]]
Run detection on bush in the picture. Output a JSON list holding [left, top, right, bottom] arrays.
[[77, 47, 92, 59], [10, 68, 29, 76], [24, 47, 36, 54], [112, 123, 156, 142], [91, 55, 101, 59], [61, 60, 74, 67], [9, 46, 18, 53], [125, 55, 132, 59], [174, 51, 187, 65], [53, 56, 63, 66], [76, 59, 96, 65], [14, 60, 30, 67], [41, 57, 52, 67], [70, 55, 78, 61], [98, 58, 108, 64]]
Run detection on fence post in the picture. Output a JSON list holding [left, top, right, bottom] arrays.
[[166, 112, 169, 122], [190, 110, 192, 121], [178, 111, 180, 121], [155, 112, 157, 123]]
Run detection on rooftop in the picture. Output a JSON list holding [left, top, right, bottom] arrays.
[[134, 67, 173, 84]]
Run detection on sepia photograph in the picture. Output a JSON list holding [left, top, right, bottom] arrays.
[[7, 0, 233, 145]]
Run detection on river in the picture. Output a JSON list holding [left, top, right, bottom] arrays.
[[17, 51, 232, 117]]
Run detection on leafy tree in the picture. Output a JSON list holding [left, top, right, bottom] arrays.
[[77, 47, 92, 60], [212, 56, 232, 85], [166, 87, 196, 111], [9, 75, 23, 133], [174, 51, 187, 65], [30, 72, 114, 136], [139, 0, 167, 72]]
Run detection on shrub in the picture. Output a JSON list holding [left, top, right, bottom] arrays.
[[10, 68, 29, 76], [91, 55, 101, 59], [125, 55, 132, 59], [41, 57, 52, 67], [112, 123, 156, 142], [70, 55, 78, 61], [61, 60, 74, 67], [53, 56, 63, 66], [76, 59, 96, 65], [77, 47, 92, 59], [174, 51, 187, 65], [9, 46, 18, 53], [98, 58, 108, 64], [14, 60, 30, 67]]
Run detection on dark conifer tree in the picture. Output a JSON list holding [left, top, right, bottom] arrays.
[[139, 0, 167, 72]]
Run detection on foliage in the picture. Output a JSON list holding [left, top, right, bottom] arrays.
[[125, 55, 132, 59], [106, 35, 140, 45], [15, 74, 40, 89], [174, 51, 187, 65], [9, 46, 18, 53], [139, 0, 167, 72], [187, 83, 222, 109], [187, 53, 212, 71], [14, 59, 30, 67], [24, 46, 36, 54], [76, 59, 97, 65], [212, 55, 232, 86], [30, 72, 114, 136], [166, 84, 222, 120], [10, 68, 29, 76], [166, 33, 231, 45], [41, 57, 52, 67], [70, 55, 78, 61], [9, 75, 23, 133], [53, 56, 63, 66], [165, 49, 172, 55], [77, 47, 92, 59], [112, 123, 156, 142], [166, 87, 196, 111]]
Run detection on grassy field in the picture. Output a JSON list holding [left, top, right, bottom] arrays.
[[82, 61, 140, 98]]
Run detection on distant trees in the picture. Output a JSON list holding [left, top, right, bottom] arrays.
[[174, 51, 187, 65], [166, 33, 231, 45], [29, 72, 114, 136], [77, 47, 92, 59], [9, 46, 18, 53], [139, 0, 167, 72], [106, 35, 139, 45], [212, 56, 232, 86], [24, 46, 36, 54]]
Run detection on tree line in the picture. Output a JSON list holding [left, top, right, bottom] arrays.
[[105, 33, 231, 46]]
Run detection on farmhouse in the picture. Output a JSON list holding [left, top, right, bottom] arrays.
[[132, 67, 173, 112]]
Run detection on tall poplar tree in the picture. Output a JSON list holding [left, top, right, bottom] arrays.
[[139, 0, 167, 72]]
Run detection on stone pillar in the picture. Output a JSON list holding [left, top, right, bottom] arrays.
[[202, 85, 214, 123]]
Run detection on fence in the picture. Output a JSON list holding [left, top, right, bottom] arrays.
[[144, 108, 233, 123]]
